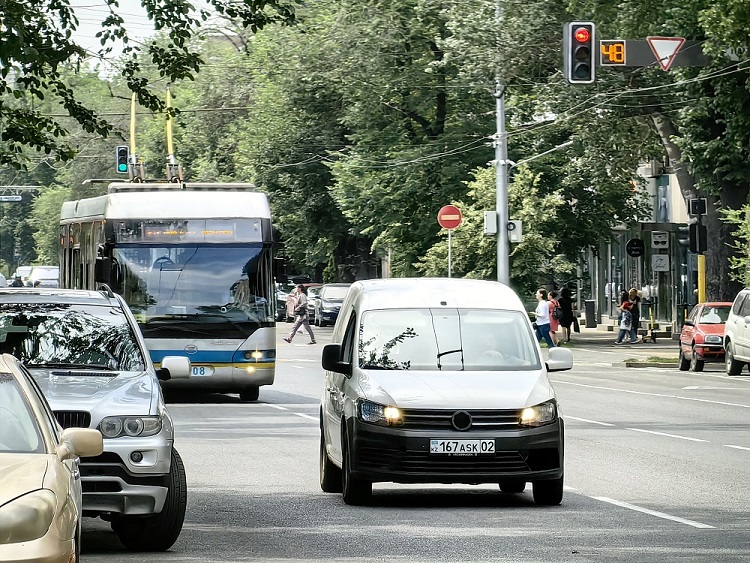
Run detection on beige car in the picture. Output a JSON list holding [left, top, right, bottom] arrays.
[[0, 354, 103, 562]]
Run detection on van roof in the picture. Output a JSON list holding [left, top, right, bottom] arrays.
[[348, 278, 526, 312]]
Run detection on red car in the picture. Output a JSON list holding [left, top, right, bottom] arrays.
[[678, 302, 732, 371]]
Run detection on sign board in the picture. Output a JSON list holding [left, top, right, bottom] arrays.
[[598, 39, 709, 68], [626, 238, 645, 257], [688, 198, 707, 216], [0, 195, 23, 202], [651, 254, 670, 272], [651, 231, 669, 250], [437, 205, 462, 230], [647, 37, 686, 71]]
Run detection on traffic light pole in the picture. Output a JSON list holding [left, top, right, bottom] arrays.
[[495, 0, 510, 286]]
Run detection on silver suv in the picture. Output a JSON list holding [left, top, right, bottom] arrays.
[[0, 287, 190, 551], [723, 289, 750, 375]]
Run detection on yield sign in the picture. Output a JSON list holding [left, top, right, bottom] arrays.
[[647, 36, 685, 71]]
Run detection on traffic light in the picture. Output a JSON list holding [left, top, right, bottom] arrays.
[[116, 146, 129, 174], [689, 222, 707, 253], [564, 22, 596, 84]]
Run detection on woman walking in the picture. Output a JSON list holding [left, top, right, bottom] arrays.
[[283, 285, 317, 344], [532, 289, 555, 348]]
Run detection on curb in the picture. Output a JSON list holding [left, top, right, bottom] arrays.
[[623, 361, 678, 368]]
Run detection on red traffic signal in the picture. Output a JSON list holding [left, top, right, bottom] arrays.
[[565, 22, 596, 84]]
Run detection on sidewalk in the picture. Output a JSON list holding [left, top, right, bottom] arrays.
[[556, 324, 675, 351]]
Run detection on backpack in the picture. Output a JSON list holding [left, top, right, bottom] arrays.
[[551, 300, 563, 321]]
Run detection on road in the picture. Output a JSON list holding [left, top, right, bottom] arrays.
[[82, 326, 750, 562]]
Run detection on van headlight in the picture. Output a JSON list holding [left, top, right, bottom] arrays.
[[99, 416, 162, 438], [357, 399, 402, 426], [519, 400, 557, 427]]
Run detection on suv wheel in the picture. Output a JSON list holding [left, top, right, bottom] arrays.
[[111, 449, 188, 551], [726, 341, 744, 375], [341, 428, 371, 505], [532, 476, 563, 506]]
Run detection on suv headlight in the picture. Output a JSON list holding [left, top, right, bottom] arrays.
[[704, 335, 722, 344], [520, 400, 558, 427], [99, 416, 162, 438], [0, 489, 56, 544], [357, 399, 402, 426]]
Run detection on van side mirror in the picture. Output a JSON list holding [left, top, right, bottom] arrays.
[[546, 346, 573, 372], [322, 344, 352, 376]]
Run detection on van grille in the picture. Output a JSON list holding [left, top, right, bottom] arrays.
[[399, 408, 521, 431]]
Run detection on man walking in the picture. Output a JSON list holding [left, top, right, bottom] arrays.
[[283, 284, 317, 344]]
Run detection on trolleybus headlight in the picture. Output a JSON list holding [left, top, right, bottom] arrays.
[[99, 416, 162, 438]]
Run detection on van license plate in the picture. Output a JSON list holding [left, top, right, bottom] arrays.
[[430, 439, 495, 455], [191, 366, 214, 377]]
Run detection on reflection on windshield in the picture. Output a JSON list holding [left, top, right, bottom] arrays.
[[0, 374, 43, 453], [0, 305, 145, 371], [698, 306, 730, 324], [358, 309, 541, 371], [113, 245, 274, 338]]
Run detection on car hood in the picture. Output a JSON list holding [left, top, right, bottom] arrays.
[[0, 456, 47, 506], [358, 369, 554, 409], [697, 324, 724, 336], [28, 368, 156, 415]]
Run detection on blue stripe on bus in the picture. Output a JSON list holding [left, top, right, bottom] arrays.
[[149, 350, 276, 363]]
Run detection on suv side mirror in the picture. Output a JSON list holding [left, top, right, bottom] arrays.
[[322, 344, 352, 376]]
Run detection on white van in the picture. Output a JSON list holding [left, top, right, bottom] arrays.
[[319, 278, 573, 505]]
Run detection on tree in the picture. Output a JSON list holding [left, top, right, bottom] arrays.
[[0, 0, 298, 170]]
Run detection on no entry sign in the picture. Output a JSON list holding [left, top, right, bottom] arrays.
[[437, 205, 462, 230]]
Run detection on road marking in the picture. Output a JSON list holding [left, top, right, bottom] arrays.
[[626, 427, 706, 442], [724, 444, 750, 451], [276, 358, 317, 362], [566, 416, 614, 426], [553, 381, 750, 409], [682, 386, 743, 390], [269, 404, 288, 410], [593, 497, 714, 529], [293, 412, 318, 421]]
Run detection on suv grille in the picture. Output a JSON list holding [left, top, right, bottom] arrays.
[[54, 410, 91, 429], [399, 408, 521, 431]]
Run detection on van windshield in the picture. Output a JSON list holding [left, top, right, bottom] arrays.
[[358, 309, 541, 371]]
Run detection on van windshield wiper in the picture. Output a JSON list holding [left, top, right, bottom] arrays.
[[436, 349, 464, 371]]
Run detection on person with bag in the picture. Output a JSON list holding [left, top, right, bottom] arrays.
[[558, 287, 576, 343], [531, 288, 555, 348], [614, 292, 637, 344], [283, 284, 317, 344], [628, 287, 641, 343], [548, 290, 562, 346]]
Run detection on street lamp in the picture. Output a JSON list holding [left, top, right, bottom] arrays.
[[493, 140, 574, 285]]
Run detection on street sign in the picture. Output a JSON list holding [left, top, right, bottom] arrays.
[[652, 231, 669, 250], [598, 39, 709, 68], [626, 238, 645, 257], [0, 195, 23, 202], [689, 198, 707, 216], [652, 254, 670, 272], [437, 205, 462, 230], [647, 36, 686, 71]]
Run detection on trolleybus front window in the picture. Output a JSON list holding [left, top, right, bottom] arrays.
[[114, 245, 273, 339]]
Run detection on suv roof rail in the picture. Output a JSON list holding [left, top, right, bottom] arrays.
[[98, 284, 115, 298]]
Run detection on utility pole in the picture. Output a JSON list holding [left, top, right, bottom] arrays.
[[494, 0, 510, 286]]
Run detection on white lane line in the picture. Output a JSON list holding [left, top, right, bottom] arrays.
[[268, 404, 288, 411], [724, 444, 750, 451], [626, 427, 707, 442], [593, 497, 714, 529], [553, 380, 750, 409], [293, 412, 318, 421], [566, 416, 615, 426], [276, 358, 317, 363]]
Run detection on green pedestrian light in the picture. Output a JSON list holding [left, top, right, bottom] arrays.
[[116, 146, 129, 174]]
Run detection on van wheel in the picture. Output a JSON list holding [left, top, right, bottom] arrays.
[[678, 347, 690, 371], [726, 342, 744, 375], [689, 346, 704, 372], [320, 432, 342, 493], [111, 449, 187, 551], [341, 429, 371, 505], [532, 476, 563, 506], [499, 480, 526, 494]]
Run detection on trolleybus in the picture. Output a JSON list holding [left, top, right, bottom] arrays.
[[59, 182, 278, 401]]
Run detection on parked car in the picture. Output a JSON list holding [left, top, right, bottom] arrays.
[[0, 353, 103, 562], [320, 278, 573, 506], [0, 272, 5, 287], [314, 283, 352, 327], [26, 265, 59, 288], [13, 265, 32, 284], [678, 302, 732, 372], [723, 289, 750, 375], [0, 287, 191, 551]]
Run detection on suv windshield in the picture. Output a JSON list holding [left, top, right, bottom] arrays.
[[0, 304, 145, 371], [359, 308, 541, 371]]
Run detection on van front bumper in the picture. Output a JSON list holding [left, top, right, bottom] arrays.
[[348, 417, 564, 484]]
